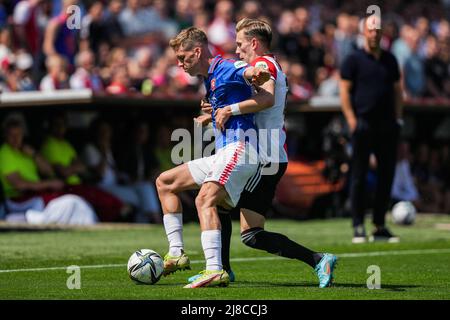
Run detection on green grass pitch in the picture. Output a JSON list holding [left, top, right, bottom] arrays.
[[1, 214, 449, 300]]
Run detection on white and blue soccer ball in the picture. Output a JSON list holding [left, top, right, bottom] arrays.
[[127, 249, 164, 284], [392, 201, 417, 225]]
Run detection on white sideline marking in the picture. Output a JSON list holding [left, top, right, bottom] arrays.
[[1, 248, 449, 274]]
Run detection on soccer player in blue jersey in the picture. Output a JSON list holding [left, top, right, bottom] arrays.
[[156, 27, 272, 288]]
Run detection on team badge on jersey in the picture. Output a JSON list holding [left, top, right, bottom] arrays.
[[234, 60, 247, 69], [255, 61, 269, 70], [211, 78, 216, 91]]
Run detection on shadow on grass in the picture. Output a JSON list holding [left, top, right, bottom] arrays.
[[233, 281, 419, 291]]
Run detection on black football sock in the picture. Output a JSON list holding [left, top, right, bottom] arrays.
[[218, 207, 232, 272], [241, 227, 322, 268]]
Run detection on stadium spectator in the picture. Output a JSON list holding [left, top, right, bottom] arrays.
[[236, 0, 262, 21], [276, 10, 299, 58], [0, 27, 14, 73], [40, 112, 87, 185], [116, 121, 162, 223], [288, 62, 314, 101], [99, 46, 127, 82], [102, 0, 125, 48], [69, 49, 103, 91], [106, 66, 130, 94], [174, 0, 193, 31], [128, 47, 153, 91], [42, 0, 78, 67], [415, 17, 430, 59], [391, 24, 414, 70], [12, 0, 43, 56], [152, 0, 179, 41], [412, 143, 445, 213], [79, 1, 107, 55], [293, 7, 312, 65], [391, 141, 420, 205], [118, 0, 162, 37], [317, 69, 340, 97], [192, 10, 210, 33], [403, 29, 426, 98], [340, 15, 402, 243], [207, 0, 236, 55], [5, 51, 36, 92], [307, 31, 326, 83], [424, 35, 449, 98], [82, 117, 159, 223], [40, 112, 128, 222], [0, 0, 446, 100], [334, 13, 357, 68], [0, 3, 6, 29], [39, 54, 70, 91], [0, 117, 64, 203], [144, 53, 170, 95]]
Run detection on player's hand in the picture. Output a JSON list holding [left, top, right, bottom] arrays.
[[348, 117, 357, 134], [214, 107, 232, 132], [194, 114, 212, 127], [200, 99, 212, 114], [252, 67, 271, 86]]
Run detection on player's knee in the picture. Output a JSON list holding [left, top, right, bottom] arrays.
[[155, 175, 165, 192], [195, 185, 221, 210], [194, 192, 206, 210], [156, 171, 177, 194], [241, 227, 264, 248]]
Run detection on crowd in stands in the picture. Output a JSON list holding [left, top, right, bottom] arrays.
[[0, 0, 449, 222], [0, 112, 171, 223], [0, 0, 448, 100], [383, 139, 450, 214]]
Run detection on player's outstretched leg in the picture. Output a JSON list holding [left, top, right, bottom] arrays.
[[188, 207, 235, 283], [184, 182, 230, 288], [241, 209, 337, 287], [156, 164, 198, 276]]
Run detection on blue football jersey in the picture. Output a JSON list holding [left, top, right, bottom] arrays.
[[204, 55, 256, 150]]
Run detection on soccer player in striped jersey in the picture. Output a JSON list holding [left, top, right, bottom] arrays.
[[191, 18, 338, 288]]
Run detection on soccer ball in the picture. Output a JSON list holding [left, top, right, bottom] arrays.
[[392, 201, 416, 225], [127, 249, 164, 284]]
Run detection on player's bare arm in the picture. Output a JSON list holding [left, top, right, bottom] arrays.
[[215, 79, 275, 131]]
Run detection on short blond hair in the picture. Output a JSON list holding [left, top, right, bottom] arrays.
[[169, 27, 208, 51], [236, 18, 272, 48]]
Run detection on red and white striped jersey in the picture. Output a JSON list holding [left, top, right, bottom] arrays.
[[251, 55, 289, 164]]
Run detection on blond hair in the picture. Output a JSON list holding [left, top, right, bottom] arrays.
[[169, 27, 208, 51], [236, 18, 272, 48]]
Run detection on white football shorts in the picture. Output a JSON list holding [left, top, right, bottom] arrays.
[[187, 141, 258, 208]]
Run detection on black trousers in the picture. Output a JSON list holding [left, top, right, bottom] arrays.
[[349, 117, 400, 227]]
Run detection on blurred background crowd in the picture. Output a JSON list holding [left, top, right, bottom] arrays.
[[0, 0, 449, 224], [0, 0, 449, 99]]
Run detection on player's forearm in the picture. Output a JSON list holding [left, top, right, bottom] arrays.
[[233, 89, 275, 114], [339, 89, 356, 124]]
